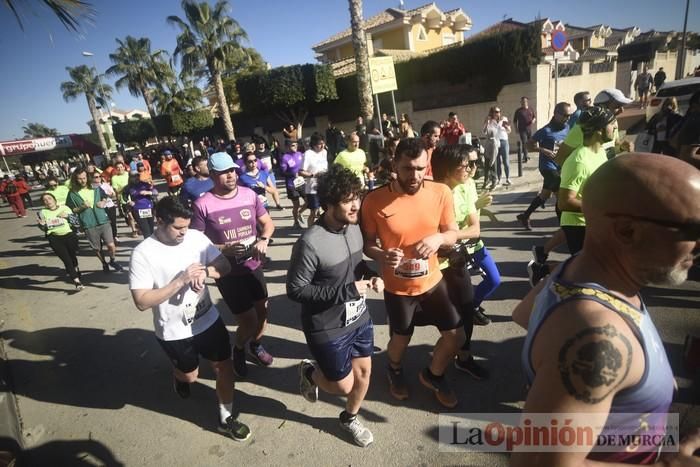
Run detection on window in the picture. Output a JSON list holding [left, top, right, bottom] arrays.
[[417, 25, 427, 41]]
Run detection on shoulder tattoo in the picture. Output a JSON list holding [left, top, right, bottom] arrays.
[[558, 324, 633, 404]]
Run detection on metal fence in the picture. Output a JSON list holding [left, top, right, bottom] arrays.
[[590, 61, 615, 74], [552, 63, 582, 78]]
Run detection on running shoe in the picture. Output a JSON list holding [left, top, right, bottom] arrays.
[[173, 378, 190, 399], [386, 366, 409, 401], [418, 368, 458, 408], [532, 245, 547, 264], [74, 281, 84, 291], [247, 342, 273, 366], [527, 260, 548, 287], [232, 346, 248, 378], [218, 415, 251, 442], [504, 179, 512, 186], [454, 356, 490, 380], [102, 262, 110, 273], [296, 215, 306, 227], [473, 307, 491, 326], [109, 260, 124, 272], [298, 359, 318, 403], [339, 415, 374, 447], [516, 213, 532, 230]]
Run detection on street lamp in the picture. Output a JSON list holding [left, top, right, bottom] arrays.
[[81, 51, 113, 121]]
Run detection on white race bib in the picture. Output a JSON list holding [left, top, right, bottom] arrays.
[[235, 236, 256, 264], [344, 297, 367, 327], [170, 174, 182, 183], [46, 217, 65, 227], [182, 288, 213, 325], [394, 258, 429, 279], [293, 176, 305, 188], [138, 208, 152, 218]]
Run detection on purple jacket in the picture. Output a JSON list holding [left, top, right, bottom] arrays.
[[280, 151, 304, 191]]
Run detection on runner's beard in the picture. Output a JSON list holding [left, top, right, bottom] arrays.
[[645, 263, 689, 287], [396, 176, 421, 195]]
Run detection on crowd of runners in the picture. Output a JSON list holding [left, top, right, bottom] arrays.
[[3, 87, 699, 463]]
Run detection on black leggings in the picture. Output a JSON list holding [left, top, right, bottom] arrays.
[[441, 265, 475, 351], [48, 232, 80, 280], [133, 211, 155, 238], [384, 279, 462, 336]]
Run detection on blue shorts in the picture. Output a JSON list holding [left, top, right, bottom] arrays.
[[306, 319, 374, 382], [306, 193, 321, 209]]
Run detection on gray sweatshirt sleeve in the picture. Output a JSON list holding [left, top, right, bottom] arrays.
[[286, 238, 360, 305]]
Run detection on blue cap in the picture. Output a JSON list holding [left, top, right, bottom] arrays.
[[163, 149, 172, 155], [208, 152, 239, 172]]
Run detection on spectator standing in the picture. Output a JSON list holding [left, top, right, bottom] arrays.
[[440, 112, 466, 146], [634, 66, 653, 109], [653, 67, 666, 90], [513, 97, 536, 163]]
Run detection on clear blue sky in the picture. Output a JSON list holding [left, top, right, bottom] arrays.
[[0, 0, 697, 140]]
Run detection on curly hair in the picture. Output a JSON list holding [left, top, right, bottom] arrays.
[[317, 165, 363, 210]]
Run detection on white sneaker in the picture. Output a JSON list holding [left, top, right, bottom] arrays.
[[340, 416, 374, 447]]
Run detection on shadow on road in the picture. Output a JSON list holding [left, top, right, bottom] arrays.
[[0, 436, 124, 466]]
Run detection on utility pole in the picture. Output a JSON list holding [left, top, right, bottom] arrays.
[[677, 0, 690, 79]]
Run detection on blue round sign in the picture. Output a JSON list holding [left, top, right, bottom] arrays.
[[552, 30, 569, 51]]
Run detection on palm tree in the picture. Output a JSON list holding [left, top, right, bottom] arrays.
[[167, 0, 248, 141], [4, 0, 94, 32], [153, 77, 204, 115], [348, 0, 374, 122], [60, 65, 112, 156], [22, 122, 59, 138], [106, 36, 173, 123]]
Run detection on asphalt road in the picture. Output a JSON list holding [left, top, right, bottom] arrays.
[[0, 160, 697, 466]]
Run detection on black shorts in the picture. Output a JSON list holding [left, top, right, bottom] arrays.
[[286, 185, 305, 200], [306, 193, 320, 209], [384, 279, 462, 336], [216, 267, 268, 315], [306, 319, 374, 382], [156, 318, 231, 373], [562, 225, 586, 255], [540, 169, 561, 192]]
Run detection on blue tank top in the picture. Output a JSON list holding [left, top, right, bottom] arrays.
[[521, 259, 674, 464]]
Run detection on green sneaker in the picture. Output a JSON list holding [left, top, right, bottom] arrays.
[[218, 415, 251, 442]]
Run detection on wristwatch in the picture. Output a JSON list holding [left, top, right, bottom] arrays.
[[259, 236, 269, 242]]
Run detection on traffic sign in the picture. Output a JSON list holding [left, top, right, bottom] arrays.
[[551, 30, 569, 52], [368, 56, 398, 94]]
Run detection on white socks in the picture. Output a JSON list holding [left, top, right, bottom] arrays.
[[219, 402, 233, 424]]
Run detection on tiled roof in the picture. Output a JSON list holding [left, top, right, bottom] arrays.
[[579, 48, 613, 61], [312, 2, 437, 50]]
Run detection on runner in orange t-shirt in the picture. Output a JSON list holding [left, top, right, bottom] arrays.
[[160, 150, 184, 195], [419, 120, 441, 180], [361, 138, 464, 408]]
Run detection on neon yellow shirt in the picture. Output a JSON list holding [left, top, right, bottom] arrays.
[[440, 179, 484, 270], [46, 185, 70, 206], [41, 205, 73, 236], [334, 149, 367, 184], [559, 146, 607, 227]]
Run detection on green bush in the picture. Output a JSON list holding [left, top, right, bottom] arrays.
[[113, 119, 156, 146], [152, 110, 213, 137]]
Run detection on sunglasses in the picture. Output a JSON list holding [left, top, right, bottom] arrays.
[[460, 160, 478, 170], [246, 159, 257, 164], [606, 213, 700, 241]]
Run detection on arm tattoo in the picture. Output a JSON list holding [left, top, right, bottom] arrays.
[[558, 324, 633, 404]]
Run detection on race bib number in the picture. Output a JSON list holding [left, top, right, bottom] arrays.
[[234, 236, 256, 264], [182, 289, 213, 325], [138, 208, 152, 218], [170, 174, 182, 183], [394, 258, 429, 279], [293, 176, 305, 188], [46, 217, 65, 227], [306, 177, 318, 193], [344, 297, 367, 327]]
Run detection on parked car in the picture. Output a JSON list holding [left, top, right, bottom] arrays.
[[646, 77, 700, 122]]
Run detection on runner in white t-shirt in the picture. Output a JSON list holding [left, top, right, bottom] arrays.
[[129, 196, 251, 442], [300, 132, 328, 226]]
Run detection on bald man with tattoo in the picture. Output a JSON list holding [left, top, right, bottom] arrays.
[[512, 153, 700, 466]]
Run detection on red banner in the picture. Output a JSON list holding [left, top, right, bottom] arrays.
[[0, 136, 73, 156]]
